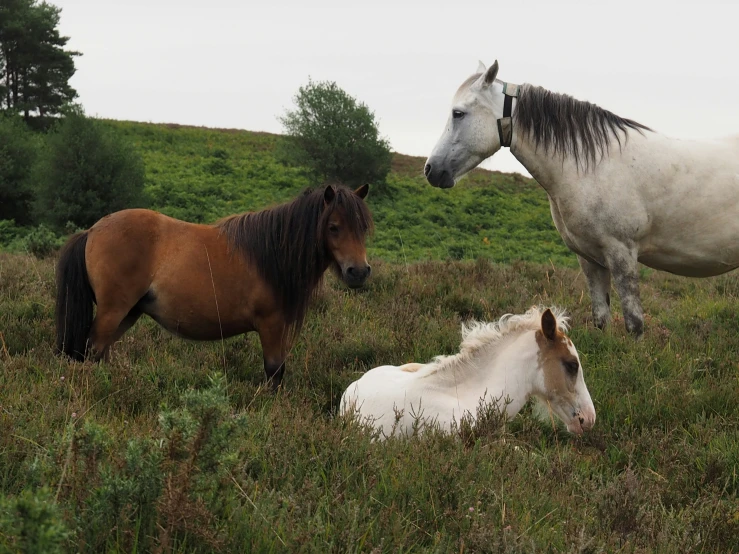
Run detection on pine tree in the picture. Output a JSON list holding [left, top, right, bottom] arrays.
[[0, 0, 79, 120]]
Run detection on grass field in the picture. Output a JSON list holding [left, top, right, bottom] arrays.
[[43, 120, 575, 267], [1, 251, 738, 552], [1, 121, 738, 552]]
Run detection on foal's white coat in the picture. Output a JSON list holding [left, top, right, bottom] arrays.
[[341, 307, 595, 439], [425, 60, 739, 335]]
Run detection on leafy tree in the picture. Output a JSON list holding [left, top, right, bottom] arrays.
[[0, 115, 38, 224], [279, 79, 392, 188], [33, 113, 146, 231], [0, 0, 79, 120]]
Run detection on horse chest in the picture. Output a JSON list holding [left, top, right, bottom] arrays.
[[547, 197, 608, 264]]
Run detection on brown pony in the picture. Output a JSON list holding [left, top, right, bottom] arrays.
[[55, 184, 372, 388]]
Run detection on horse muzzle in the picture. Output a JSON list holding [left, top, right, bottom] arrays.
[[567, 408, 596, 435], [342, 263, 371, 288], [424, 162, 455, 189]]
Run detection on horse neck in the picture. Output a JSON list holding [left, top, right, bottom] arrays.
[[506, 90, 653, 191], [509, 126, 574, 193], [440, 330, 540, 417]]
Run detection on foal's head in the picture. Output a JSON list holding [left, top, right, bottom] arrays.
[[532, 309, 596, 435], [321, 184, 372, 289]]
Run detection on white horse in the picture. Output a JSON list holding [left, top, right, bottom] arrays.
[[425, 60, 739, 336], [340, 306, 595, 439]]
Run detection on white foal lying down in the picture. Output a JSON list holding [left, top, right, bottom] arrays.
[[341, 307, 595, 439]]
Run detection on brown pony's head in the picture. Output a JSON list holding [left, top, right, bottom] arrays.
[[217, 182, 373, 334], [321, 184, 372, 288]]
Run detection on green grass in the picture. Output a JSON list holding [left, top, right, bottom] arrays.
[[1, 252, 738, 552], [102, 120, 576, 267], [1, 121, 737, 551], [2, 120, 574, 265]]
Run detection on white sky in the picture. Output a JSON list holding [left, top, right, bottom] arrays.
[[54, 0, 739, 176]]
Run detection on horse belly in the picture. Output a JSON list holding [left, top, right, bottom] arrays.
[[638, 250, 739, 278], [142, 288, 254, 340], [144, 226, 263, 340], [341, 367, 452, 437], [638, 207, 739, 277]]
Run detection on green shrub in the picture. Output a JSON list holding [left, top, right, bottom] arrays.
[[278, 79, 392, 189], [0, 488, 69, 554], [0, 219, 23, 246], [32, 113, 146, 231], [0, 116, 39, 225], [24, 224, 63, 258]]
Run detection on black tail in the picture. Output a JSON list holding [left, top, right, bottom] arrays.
[[55, 231, 94, 360]]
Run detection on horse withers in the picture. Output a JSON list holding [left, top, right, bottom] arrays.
[[425, 59, 739, 336], [341, 307, 595, 439], [55, 184, 372, 389]]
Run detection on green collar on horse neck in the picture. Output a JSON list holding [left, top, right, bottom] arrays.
[[497, 81, 520, 148]]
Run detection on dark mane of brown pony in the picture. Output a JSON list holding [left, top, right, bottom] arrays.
[[514, 84, 653, 170], [215, 185, 373, 335]]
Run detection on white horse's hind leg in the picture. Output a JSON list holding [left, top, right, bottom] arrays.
[[578, 256, 612, 329], [605, 246, 644, 337]]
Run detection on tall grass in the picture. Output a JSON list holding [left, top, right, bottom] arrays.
[[1, 253, 738, 552]]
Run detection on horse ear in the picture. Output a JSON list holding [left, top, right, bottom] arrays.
[[541, 308, 557, 341], [482, 59, 499, 87], [477, 60, 487, 74], [354, 184, 369, 200], [324, 185, 336, 205]]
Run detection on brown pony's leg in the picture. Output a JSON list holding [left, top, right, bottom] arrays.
[[89, 303, 142, 362], [257, 316, 289, 391], [101, 308, 143, 361]]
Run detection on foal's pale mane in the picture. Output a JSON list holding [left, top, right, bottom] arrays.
[[514, 85, 652, 170], [428, 306, 570, 378]]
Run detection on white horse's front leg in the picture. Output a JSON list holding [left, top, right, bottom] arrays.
[[577, 255, 612, 330], [604, 245, 644, 337]]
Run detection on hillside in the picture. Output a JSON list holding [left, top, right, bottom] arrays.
[[105, 120, 575, 266], [2, 121, 738, 552]]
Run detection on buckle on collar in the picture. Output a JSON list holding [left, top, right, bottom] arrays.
[[497, 82, 519, 147]]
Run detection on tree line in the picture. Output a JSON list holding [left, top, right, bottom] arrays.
[[0, 0, 79, 120]]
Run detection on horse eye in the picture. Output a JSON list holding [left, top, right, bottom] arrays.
[[564, 360, 579, 377], [452, 110, 465, 120], [329, 224, 339, 234]]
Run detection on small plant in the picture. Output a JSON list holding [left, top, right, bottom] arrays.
[[205, 157, 234, 176], [24, 224, 62, 258], [0, 487, 69, 554], [155, 372, 248, 552]]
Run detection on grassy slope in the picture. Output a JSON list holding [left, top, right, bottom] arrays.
[[108, 120, 575, 266], [1, 122, 738, 552]]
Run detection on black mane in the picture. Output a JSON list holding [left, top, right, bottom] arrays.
[[216, 185, 372, 336], [515, 85, 653, 170]]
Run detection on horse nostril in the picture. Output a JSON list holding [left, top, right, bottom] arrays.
[[366, 265, 371, 275], [424, 163, 432, 177]]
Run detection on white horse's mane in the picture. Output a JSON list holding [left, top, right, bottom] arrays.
[[427, 306, 570, 378]]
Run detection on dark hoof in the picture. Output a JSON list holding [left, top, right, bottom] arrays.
[[625, 318, 644, 338]]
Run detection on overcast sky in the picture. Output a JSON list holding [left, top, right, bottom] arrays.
[[54, 0, 739, 176]]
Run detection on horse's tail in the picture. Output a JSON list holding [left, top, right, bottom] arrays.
[[55, 231, 94, 360]]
